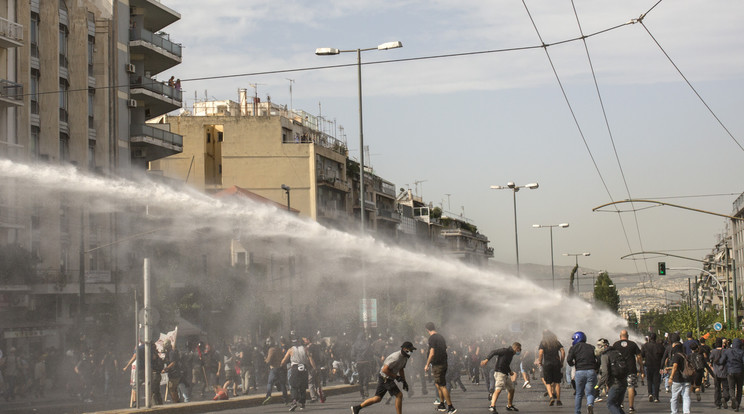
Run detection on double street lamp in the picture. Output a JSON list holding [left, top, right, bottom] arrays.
[[490, 182, 539, 277], [564, 252, 591, 294], [316, 41, 402, 331], [533, 223, 569, 289]]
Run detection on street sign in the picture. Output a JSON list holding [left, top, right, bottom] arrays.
[[714, 322, 723, 331]]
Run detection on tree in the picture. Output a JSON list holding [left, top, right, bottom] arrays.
[[594, 271, 620, 313], [568, 264, 577, 296]]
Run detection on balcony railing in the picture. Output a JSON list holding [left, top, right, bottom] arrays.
[[0, 16, 23, 42], [129, 27, 182, 57], [130, 75, 182, 101], [131, 123, 183, 147], [0, 80, 23, 102]]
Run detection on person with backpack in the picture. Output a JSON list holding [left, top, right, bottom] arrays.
[[595, 338, 626, 414], [721, 338, 744, 411], [612, 330, 642, 413], [709, 337, 730, 409], [667, 340, 692, 414], [688, 343, 707, 402]]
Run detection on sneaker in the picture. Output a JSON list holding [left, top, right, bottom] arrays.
[[587, 405, 594, 414], [437, 402, 447, 412], [350, 405, 361, 414], [434, 398, 442, 405], [649, 395, 654, 402], [556, 400, 563, 406], [488, 407, 497, 413], [447, 406, 457, 414], [506, 405, 519, 411], [525, 383, 532, 388], [654, 399, 660, 403], [595, 397, 604, 402], [263, 396, 272, 405], [522, 381, 530, 389], [628, 407, 634, 413], [289, 402, 298, 412], [549, 398, 555, 406]]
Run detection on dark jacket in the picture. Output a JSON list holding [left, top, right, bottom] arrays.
[[484, 347, 516, 375], [567, 342, 597, 371], [641, 340, 665, 369], [721, 338, 744, 375]]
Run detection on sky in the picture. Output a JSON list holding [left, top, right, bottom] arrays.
[[160, 0, 744, 276]]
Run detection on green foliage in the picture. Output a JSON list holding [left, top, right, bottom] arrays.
[[639, 303, 723, 337], [594, 271, 619, 313], [430, 207, 442, 219]]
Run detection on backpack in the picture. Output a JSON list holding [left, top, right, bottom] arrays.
[[691, 352, 707, 371], [677, 353, 696, 378], [608, 349, 628, 380]]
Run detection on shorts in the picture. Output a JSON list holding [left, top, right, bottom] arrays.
[[431, 364, 447, 386], [626, 373, 638, 389], [542, 364, 562, 384], [494, 371, 514, 392], [374, 375, 401, 398]]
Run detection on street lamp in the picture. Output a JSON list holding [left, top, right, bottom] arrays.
[[669, 266, 727, 325], [316, 41, 402, 331], [315, 40, 402, 233], [490, 182, 539, 277], [564, 252, 591, 295], [281, 184, 291, 211], [533, 223, 569, 289]]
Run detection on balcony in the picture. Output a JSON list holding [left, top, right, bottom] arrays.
[[0, 80, 23, 108], [129, 28, 181, 75], [0, 16, 23, 48], [376, 209, 401, 223], [129, 75, 182, 117], [130, 0, 181, 33], [130, 123, 183, 162], [316, 175, 349, 193]]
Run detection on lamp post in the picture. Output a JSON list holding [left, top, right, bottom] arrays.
[[316, 41, 402, 332], [533, 223, 569, 289], [669, 266, 727, 325], [564, 252, 591, 295], [281, 184, 291, 211], [490, 182, 539, 277]]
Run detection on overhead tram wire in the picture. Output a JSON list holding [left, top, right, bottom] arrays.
[[521, 0, 644, 287], [571, 0, 659, 286], [638, 20, 744, 153], [26, 20, 636, 99]]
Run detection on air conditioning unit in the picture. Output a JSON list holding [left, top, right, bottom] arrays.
[[125, 63, 136, 73], [127, 99, 137, 108]]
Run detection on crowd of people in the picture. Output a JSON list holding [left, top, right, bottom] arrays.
[[2, 325, 741, 414]]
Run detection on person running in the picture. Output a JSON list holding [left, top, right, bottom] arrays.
[[722, 338, 744, 411], [710, 337, 730, 409], [668, 339, 691, 414], [538, 330, 565, 406], [351, 341, 416, 414], [612, 329, 642, 413], [481, 341, 522, 413], [596, 338, 627, 414], [425, 322, 457, 414], [640, 332, 664, 403], [280, 336, 316, 412], [567, 331, 598, 414], [262, 338, 288, 405]]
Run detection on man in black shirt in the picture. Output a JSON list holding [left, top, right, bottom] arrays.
[[641, 333, 664, 403], [481, 342, 522, 413], [613, 330, 642, 413], [425, 322, 456, 414]]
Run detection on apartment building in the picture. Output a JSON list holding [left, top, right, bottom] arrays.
[[0, 0, 183, 354], [150, 93, 352, 230]]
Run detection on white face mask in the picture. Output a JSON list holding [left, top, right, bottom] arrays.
[[403, 349, 413, 357]]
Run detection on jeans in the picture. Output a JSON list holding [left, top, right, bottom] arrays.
[[670, 381, 690, 414], [645, 367, 661, 400], [662, 370, 670, 391], [714, 376, 730, 407], [266, 367, 288, 400], [729, 371, 744, 409], [574, 369, 596, 414], [607, 383, 627, 414]]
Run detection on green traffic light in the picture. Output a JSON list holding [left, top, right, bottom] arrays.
[[658, 262, 666, 275]]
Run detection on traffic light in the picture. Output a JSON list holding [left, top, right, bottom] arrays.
[[658, 262, 666, 275]]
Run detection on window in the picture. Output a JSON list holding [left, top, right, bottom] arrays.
[[88, 139, 96, 171], [218, 131, 223, 142], [88, 88, 95, 128], [59, 79, 68, 122], [30, 126, 40, 160], [59, 24, 68, 68], [87, 35, 95, 76], [59, 133, 69, 161], [30, 13, 40, 58], [30, 70, 40, 115], [206, 132, 211, 143]]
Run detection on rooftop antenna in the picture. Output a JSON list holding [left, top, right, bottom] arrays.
[[414, 179, 427, 197], [286, 78, 295, 112], [249, 83, 264, 116]]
